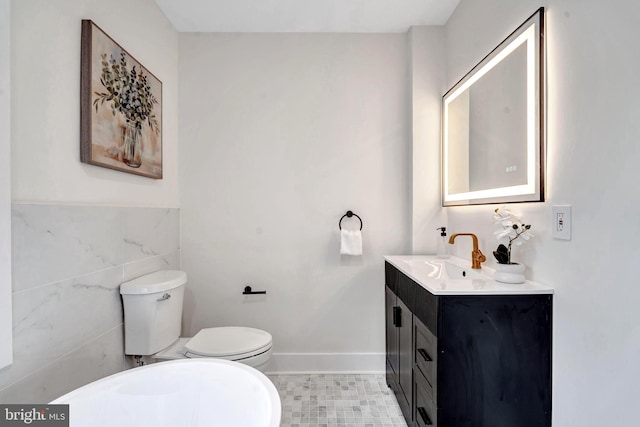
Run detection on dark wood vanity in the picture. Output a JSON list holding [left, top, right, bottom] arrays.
[[385, 259, 552, 427]]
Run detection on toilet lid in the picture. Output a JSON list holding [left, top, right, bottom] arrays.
[[185, 327, 272, 358]]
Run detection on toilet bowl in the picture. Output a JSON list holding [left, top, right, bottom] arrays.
[[120, 270, 273, 372]]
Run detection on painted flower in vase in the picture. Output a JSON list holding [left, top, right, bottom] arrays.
[[492, 207, 533, 265], [93, 52, 159, 168]]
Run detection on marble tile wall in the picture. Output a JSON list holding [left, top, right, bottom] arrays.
[[0, 204, 181, 403]]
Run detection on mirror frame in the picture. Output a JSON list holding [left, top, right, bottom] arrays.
[[442, 7, 545, 207]]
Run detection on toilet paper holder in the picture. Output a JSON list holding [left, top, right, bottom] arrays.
[[243, 285, 266, 295]]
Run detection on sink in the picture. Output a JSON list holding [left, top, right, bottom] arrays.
[[443, 261, 486, 280], [400, 258, 486, 281]]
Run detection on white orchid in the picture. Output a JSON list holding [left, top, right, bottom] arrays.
[[492, 208, 533, 264]]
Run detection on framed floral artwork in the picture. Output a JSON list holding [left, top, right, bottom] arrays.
[[80, 20, 162, 179]]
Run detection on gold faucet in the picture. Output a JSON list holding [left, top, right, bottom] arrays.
[[448, 233, 486, 269]]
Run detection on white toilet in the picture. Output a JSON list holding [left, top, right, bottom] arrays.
[[120, 270, 273, 372]]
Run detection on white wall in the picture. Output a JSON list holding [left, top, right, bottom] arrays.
[[442, 1, 640, 425], [409, 26, 446, 254], [11, 0, 179, 207], [179, 33, 411, 371], [0, 0, 12, 370]]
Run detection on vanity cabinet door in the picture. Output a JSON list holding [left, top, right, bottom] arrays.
[[385, 283, 412, 423], [437, 295, 552, 427], [385, 285, 399, 379]]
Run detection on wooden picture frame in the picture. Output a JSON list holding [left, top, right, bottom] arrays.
[[81, 20, 163, 179]]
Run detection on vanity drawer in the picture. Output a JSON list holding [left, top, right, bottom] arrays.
[[414, 369, 437, 427], [414, 316, 437, 390]]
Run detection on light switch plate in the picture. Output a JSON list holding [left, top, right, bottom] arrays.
[[552, 205, 571, 240]]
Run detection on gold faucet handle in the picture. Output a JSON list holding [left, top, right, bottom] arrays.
[[471, 249, 486, 269]]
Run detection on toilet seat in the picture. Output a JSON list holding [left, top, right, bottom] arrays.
[[152, 327, 273, 371], [184, 327, 272, 360]]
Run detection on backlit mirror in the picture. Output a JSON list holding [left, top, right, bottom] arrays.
[[442, 8, 545, 206]]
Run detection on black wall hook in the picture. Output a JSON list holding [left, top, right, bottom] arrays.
[[339, 210, 363, 230]]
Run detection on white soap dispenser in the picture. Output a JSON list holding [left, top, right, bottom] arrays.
[[436, 227, 450, 259]]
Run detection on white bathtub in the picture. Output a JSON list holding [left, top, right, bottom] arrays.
[[51, 359, 281, 427]]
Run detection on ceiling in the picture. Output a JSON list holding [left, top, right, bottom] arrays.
[[154, 0, 461, 33]]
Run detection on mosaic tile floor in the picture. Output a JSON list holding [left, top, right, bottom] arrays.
[[267, 374, 408, 427]]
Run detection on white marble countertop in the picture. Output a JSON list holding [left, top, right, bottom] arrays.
[[384, 255, 554, 295]]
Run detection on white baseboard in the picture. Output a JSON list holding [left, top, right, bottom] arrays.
[[266, 353, 385, 374]]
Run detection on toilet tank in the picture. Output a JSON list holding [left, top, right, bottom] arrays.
[[120, 270, 187, 356]]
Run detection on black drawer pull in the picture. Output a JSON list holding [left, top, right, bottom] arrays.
[[393, 306, 402, 327], [418, 348, 432, 362], [418, 407, 433, 425]]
